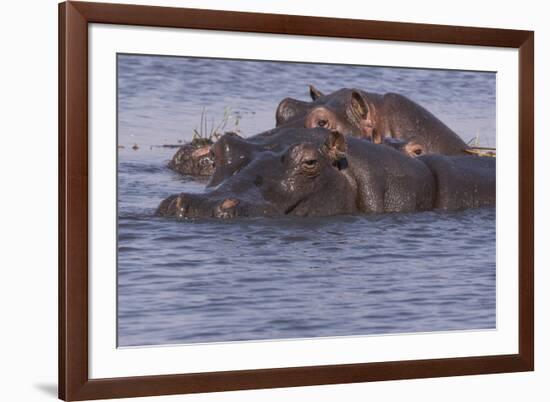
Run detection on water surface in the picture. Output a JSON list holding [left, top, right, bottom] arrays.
[[117, 55, 496, 347]]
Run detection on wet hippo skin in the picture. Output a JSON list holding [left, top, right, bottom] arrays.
[[276, 86, 470, 157], [157, 128, 494, 219], [418, 154, 495, 210]]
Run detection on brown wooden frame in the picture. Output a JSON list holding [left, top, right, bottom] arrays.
[[59, 1, 534, 400]]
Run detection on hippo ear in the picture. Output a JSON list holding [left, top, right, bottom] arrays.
[[382, 137, 408, 151], [275, 97, 307, 126], [350, 91, 369, 119], [349, 91, 379, 141], [324, 130, 348, 163], [309, 84, 325, 101]]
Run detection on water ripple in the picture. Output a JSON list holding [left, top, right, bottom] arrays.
[[116, 56, 496, 346]]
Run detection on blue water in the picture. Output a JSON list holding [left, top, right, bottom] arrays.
[[117, 55, 496, 347]]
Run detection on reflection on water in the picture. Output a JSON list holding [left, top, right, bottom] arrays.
[[117, 55, 496, 347]]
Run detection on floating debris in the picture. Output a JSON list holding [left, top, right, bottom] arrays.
[[466, 133, 495, 157], [465, 147, 496, 158]]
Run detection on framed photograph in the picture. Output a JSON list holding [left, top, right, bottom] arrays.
[[59, 1, 534, 400]]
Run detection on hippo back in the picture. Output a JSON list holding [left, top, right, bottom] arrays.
[[418, 155, 495, 210], [344, 137, 436, 213]]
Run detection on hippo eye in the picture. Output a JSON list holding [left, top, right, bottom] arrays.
[[414, 148, 423, 156], [317, 119, 328, 127], [302, 159, 318, 167], [301, 158, 320, 175]]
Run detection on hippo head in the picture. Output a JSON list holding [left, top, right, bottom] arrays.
[[385, 135, 463, 158], [168, 141, 215, 176], [381, 137, 425, 158], [275, 86, 379, 142], [208, 132, 259, 187], [157, 129, 358, 219]]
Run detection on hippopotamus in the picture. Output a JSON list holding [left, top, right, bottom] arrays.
[[156, 128, 494, 219], [418, 153, 495, 210], [206, 128, 419, 188], [275, 86, 470, 157], [168, 139, 215, 177]]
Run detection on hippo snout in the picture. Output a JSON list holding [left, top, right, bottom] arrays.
[[155, 193, 190, 218], [156, 193, 244, 219], [215, 198, 241, 219]]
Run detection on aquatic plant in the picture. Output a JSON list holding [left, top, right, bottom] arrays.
[[191, 107, 242, 145], [467, 132, 496, 157]]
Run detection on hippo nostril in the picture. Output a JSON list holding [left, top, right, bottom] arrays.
[[216, 198, 241, 219], [220, 198, 240, 210], [253, 175, 263, 187]]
